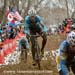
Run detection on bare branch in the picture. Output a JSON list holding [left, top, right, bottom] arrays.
[[34, 0, 44, 9]]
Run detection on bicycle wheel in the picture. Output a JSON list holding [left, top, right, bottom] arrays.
[[20, 45, 28, 63], [23, 49, 27, 63], [35, 42, 41, 69], [30, 35, 41, 69]]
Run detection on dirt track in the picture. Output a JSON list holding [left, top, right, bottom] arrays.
[[0, 34, 66, 75]]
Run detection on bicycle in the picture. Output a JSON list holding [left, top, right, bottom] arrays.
[[30, 34, 41, 69]]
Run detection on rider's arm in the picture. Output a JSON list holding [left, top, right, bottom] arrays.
[[36, 15, 44, 27], [36, 15, 48, 32]]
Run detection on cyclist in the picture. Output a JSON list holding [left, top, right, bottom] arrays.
[[24, 7, 47, 64], [56, 31, 75, 75], [19, 35, 29, 60]]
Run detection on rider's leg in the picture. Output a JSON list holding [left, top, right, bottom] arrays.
[[30, 36, 36, 65], [71, 64, 75, 74], [59, 60, 69, 75], [41, 32, 47, 57], [71, 59, 75, 74]]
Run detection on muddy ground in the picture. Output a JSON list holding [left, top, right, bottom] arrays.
[[0, 34, 66, 75]]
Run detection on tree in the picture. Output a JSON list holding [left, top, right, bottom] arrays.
[[1, 0, 7, 24], [71, 0, 75, 18], [65, 0, 69, 18]]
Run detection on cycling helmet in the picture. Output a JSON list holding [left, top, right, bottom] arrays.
[[28, 7, 36, 16], [67, 31, 75, 45]]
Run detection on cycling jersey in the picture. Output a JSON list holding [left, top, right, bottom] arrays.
[[24, 15, 47, 35]]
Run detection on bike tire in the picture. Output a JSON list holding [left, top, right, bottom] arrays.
[[20, 45, 28, 63], [23, 49, 27, 63], [35, 42, 41, 69]]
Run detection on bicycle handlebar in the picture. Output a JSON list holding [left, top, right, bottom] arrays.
[[30, 34, 40, 38], [29, 32, 49, 38]]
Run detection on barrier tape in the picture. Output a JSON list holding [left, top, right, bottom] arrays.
[[0, 32, 26, 64]]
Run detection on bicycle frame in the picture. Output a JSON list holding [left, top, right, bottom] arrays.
[[30, 35, 41, 69]]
